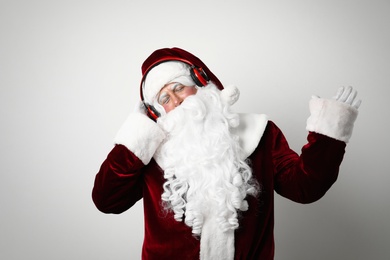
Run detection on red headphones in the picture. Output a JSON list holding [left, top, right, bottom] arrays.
[[140, 57, 210, 121]]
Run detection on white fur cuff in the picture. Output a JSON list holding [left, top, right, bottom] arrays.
[[114, 113, 166, 165], [306, 98, 358, 143]]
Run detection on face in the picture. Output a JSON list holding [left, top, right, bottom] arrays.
[[157, 82, 197, 113]]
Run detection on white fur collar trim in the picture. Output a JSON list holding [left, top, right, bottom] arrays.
[[232, 113, 268, 160]]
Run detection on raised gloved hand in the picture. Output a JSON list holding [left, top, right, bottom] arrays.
[[306, 86, 361, 143], [333, 86, 362, 109], [114, 101, 166, 165]]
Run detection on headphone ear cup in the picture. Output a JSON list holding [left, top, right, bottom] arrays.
[[190, 66, 209, 87], [146, 105, 160, 121]]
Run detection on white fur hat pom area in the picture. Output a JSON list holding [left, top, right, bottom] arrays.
[[220, 85, 240, 106]]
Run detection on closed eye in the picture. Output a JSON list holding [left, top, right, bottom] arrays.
[[158, 94, 170, 105]]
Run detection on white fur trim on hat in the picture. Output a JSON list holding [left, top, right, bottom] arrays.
[[143, 61, 195, 106], [306, 97, 358, 143]]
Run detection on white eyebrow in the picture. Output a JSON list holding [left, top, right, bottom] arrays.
[[170, 82, 183, 91], [157, 92, 168, 104]]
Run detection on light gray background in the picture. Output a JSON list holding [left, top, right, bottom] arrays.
[[1, 0, 389, 259]]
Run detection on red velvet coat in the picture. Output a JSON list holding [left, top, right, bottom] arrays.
[[92, 121, 346, 259]]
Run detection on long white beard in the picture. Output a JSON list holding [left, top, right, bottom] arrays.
[[156, 84, 259, 237]]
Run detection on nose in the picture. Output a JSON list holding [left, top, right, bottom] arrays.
[[172, 94, 182, 106]]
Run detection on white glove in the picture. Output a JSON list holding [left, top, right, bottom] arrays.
[[114, 101, 166, 165], [306, 86, 361, 143], [333, 86, 362, 109]]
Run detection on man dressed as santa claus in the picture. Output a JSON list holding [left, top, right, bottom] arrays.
[[92, 47, 361, 259]]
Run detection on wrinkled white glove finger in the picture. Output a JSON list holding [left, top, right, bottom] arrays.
[[338, 86, 353, 102], [311, 95, 320, 99], [345, 88, 358, 105], [352, 98, 362, 109], [333, 86, 345, 100]]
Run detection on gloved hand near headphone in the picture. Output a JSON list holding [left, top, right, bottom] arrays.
[[306, 86, 361, 143], [114, 101, 166, 165]]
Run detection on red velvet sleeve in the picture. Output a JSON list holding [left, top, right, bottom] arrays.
[[92, 144, 145, 213], [271, 122, 346, 203]]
